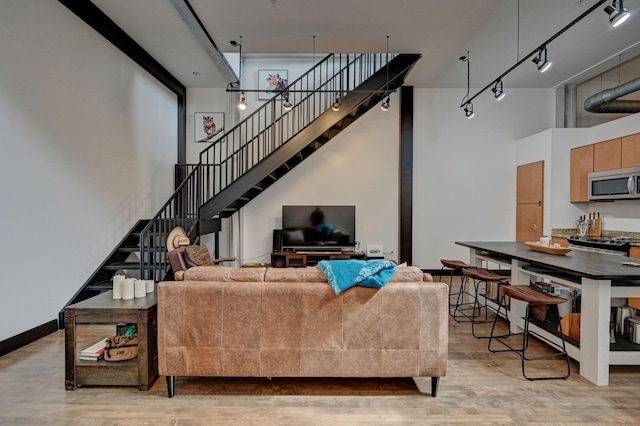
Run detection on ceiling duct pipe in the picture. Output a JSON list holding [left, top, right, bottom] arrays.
[[584, 76, 640, 113]]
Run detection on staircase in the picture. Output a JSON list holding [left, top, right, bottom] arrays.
[[60, 52, 420, 319]]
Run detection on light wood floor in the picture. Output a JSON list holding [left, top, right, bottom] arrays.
[[2, 280, 640, 425]]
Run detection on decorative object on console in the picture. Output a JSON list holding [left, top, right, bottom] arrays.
[[112, 274, 125, 299], [194, 112, 224, 143], [134, 279, 146, 298], [366, 244, 384, 258], [122, 278, 135, 300]]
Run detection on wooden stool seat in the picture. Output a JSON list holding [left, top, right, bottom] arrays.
[[440, 259, 469, 270], [500, 285, 568, 305], [463, 267, 507, 282]]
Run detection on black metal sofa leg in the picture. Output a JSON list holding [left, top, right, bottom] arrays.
[[431, 377, 440, 397], [166, 376, 175, 398]]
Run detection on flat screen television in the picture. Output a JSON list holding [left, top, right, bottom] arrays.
[[282, 205, 356, 252]]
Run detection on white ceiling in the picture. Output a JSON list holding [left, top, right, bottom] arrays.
[[91, 0, 640, 91]]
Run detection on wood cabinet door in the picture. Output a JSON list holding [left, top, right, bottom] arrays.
[[516, 161, 543, 243], [622, 133, 640, 168], [516, 203, 542, 242], [517, 160, 544, 204], [571, 145, 593, 203], [594, 138, 622, 171]]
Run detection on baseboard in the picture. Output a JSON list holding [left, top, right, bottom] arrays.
[[0, 319, 58, 357]]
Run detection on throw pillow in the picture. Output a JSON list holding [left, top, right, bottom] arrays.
[[184, 245, 214, 268]]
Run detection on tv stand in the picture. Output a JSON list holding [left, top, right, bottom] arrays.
[[271, 251, 365, 268]]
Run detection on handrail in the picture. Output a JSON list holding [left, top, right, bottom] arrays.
[[138, 52, 396, 281]]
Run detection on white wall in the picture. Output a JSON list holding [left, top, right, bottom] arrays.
[[0, 1, 177, 341], [239, 91, 400, 264], [413, 88, 556, 268]]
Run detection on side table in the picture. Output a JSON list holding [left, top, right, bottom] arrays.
[[64, 290, 158, 391]]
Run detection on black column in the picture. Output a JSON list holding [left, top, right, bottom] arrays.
[[399, 86, 413, 264]]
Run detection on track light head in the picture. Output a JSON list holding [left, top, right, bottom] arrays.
[[605, 1, 630, 27], [230, 40, 241, 47], [464, 102, 474, 119], [381, 94, 390, 111], [238, 92, 247, 110], [532, 47, 552, 73], [332, 94, 341, 111], [491, 80, 505, 101]]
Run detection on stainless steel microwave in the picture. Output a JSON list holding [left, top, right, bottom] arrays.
[[588, 166, 640, 201]]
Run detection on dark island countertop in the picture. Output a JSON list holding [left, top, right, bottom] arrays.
[[455, 241, 640, 282]]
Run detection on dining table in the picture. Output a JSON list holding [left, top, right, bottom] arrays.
[[456, 241, 640, 386]]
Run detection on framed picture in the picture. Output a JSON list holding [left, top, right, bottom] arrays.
[[258, 70, 288, 100], [194, 112, 224, 143]]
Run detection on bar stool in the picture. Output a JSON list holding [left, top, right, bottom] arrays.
[[488, 285, 571, 381], [458, 267, 509, 336], [439, 259, 470, 318]]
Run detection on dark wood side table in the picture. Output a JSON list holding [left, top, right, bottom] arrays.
[[64, 290, 158, 391]]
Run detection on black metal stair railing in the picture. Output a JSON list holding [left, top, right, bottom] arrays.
[[139, 53, 397, 282], [198, 53, 395, 201]]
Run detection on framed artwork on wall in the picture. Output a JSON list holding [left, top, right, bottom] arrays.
[[258, 70, 288, 100], [194, 112, 224, 143]]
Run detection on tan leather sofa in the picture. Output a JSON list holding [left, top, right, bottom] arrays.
[[157, 266, 448, 398]]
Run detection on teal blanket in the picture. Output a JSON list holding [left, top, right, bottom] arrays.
[[317, 259, 397, 296]]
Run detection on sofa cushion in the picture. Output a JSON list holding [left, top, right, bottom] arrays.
[[184, 245, 214, 268], [390, 266, 425, 282], [264, 267, 327, 282], [168, 248, 188, 273], [183, 266, 266, 282]]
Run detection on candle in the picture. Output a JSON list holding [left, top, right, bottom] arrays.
[[134, 279, 146, 298], [145, 280, 155, 293], [122, 278, 135, 300], [112, 275, 125, 299]]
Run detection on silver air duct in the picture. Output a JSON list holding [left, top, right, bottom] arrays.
[[584, 76, 640, 113]]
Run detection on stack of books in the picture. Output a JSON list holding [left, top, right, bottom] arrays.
[[79, 338, 107, 361]]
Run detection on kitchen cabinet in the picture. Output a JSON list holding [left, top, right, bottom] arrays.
[[593, 138, 622, 172], [622, 133, 640, 168], [571, 145, 593, 203]]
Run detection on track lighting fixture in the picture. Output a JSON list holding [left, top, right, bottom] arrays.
[[238, 92, 247, 110], [381, 94, 390, 111], [605, 0, 630, 27], [460, 0, 630, 116], [532, 47, 552, 73], [464, 102, 474, 119], [332, 94, 341, 111], [491, 80, 505, 101]]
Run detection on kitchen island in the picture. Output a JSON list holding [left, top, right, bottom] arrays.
[[456, 241, 640, 386]]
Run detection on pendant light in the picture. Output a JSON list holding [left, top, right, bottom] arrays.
[[381, 35, 390, 111], [231, 37, 246, 110]]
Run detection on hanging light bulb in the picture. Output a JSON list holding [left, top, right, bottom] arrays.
[[238, 92, 247, 110], [283, 100, 293, 111], [532, 47, 552, 73], [332, 94, 341, 111], [464, 102, 474, 119], [604, 0, 630, 27], [491, 80, 506, 101], [381, 94, 390, 111]]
